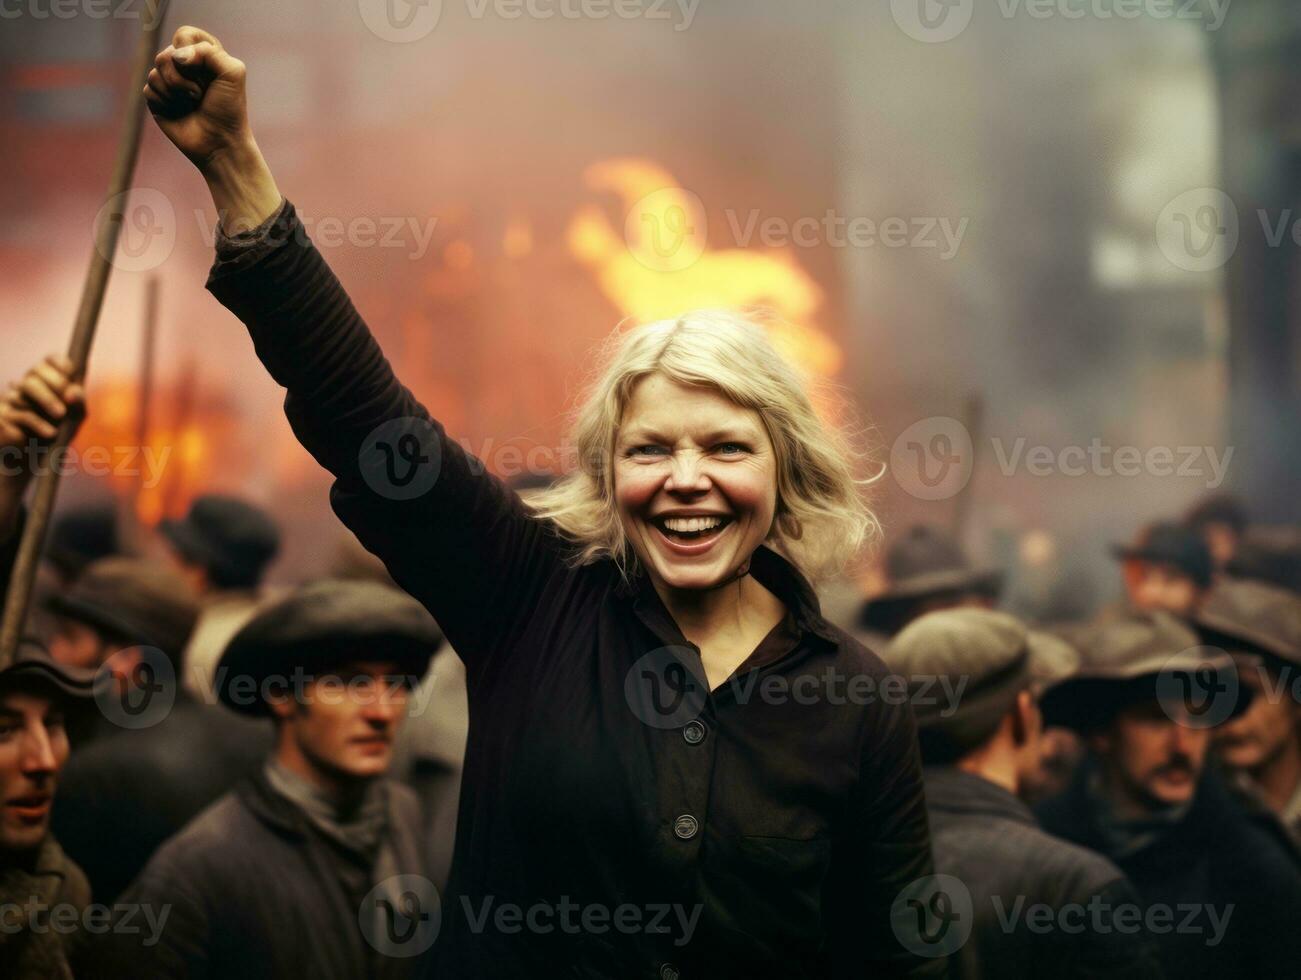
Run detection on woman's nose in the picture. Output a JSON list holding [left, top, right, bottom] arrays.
[[665, 451, 710, 492]]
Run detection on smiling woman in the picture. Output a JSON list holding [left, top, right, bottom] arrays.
[[139, 24, 943, 980]]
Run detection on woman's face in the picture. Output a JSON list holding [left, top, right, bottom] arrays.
[[614, 374, 778, 592]]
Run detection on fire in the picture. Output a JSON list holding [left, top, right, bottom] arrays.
[[567, 159, 843, 378], [71, 375, 236, 528]]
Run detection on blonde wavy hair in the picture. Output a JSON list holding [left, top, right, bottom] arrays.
[[529, 310, 878, 583]]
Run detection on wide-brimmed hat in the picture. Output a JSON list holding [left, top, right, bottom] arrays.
[[45, 556, 199, 661], [1039, 610, 1250, 732], [159, 495, 280, 587], [858, 526, 1002, 633], [1111, 522, 1213, 589], [0, 638, 102, 702], [1193, 578, 1300, 671], [216, 579, 443, 716], [884, 608, 1074, 761]]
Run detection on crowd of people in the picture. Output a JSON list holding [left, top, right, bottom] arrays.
[[1, 21, 1298, 980]]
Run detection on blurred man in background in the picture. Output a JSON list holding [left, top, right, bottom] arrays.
[[1184, 494, 1249, 577], [1111, 522, 1213, 617], [158, 493, 281, 702], [1038, 611, 1301, 979], [1196, 578, 1301, 846], [856, 525, 1002, 643], [886, 608, 1159, 979]]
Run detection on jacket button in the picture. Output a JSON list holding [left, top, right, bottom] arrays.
[[660, 965, 681, 980], [683, 720, 707, 745], [673, 814, 699, 840]]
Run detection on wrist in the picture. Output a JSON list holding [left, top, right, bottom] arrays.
[[201, 137, 282, 236]]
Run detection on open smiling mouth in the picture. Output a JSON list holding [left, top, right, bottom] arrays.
[[650, 515, 735, 545]]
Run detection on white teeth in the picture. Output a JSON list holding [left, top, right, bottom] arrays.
[[662, 516, 725, 533]]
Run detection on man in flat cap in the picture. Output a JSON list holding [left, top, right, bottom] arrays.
[[1111, 522, 1214, 618], [0, 640, 99, 980], [106, 579, 442, 979], [157, 493, 282, 701], [45, 556, 271, 904], [884, 609, 1159, 979], [1197, 579, 1301, 845], [1036, 611, 1301, 980], [856, 526, 1002, 642]]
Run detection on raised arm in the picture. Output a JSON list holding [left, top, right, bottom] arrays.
[[144, 28, 564, 673]]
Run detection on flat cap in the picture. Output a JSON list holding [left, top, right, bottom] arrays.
[[1039, 610, 1249, 732], [160, 495, 280, 586], [216, 579, 443, 716], [1194, 578, 1300, 668], [46, 557, 199, 660], [1111, 522, 1213, 589], [885, 608, 1070, 761], [0, 638, 102, 702]]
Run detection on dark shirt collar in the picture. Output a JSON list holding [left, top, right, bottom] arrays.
[[923, 765, 1037, 827], [616, 544, 840, 652]]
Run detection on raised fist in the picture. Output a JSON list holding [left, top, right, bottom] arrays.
[[144, 26, 252, 172]]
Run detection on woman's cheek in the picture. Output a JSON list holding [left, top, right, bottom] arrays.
[[613, 463, 662, 513]]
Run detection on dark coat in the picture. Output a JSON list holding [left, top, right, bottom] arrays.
[[97, 770, 428, 980], [203, 197, 943, 979], [0, 835, 91, 980], [1037, 761, 1301, 979], [51, 693, 272, 903], [923, 767, 1160, 979]]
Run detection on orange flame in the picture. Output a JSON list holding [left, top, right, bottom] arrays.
[[567, 159, 843, 378]]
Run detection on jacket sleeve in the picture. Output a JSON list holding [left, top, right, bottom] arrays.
[[204, 199, 564, 682], [822, 684, 948, 978]]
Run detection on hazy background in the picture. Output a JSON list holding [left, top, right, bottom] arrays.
[[1, 0, 1296, 618]]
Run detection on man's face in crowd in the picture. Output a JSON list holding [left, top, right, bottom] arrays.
[[1093, 700, 1211, 813], [0, 689, 69, 853], [48, 616, 111, 671], [1123, 560, 1202, 616], [275, 661, 412, 783], [1215, 661, 1301, 772]]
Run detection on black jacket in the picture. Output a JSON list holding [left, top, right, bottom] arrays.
[[52, 693, 271, 903], [1037, 761, 1301, 979], [203, 197, 942, 979], [99, 769, 428, 979], [923, 767, 1160, 979]]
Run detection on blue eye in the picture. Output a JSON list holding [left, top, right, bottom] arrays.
[[631, 445, 668, 457], [716, 443, 747, 456]]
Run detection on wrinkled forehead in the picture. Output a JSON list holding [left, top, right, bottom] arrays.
[[617, 375, 768, 443]]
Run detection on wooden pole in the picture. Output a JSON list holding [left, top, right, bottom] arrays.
[[0, 7, 171, 666]]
